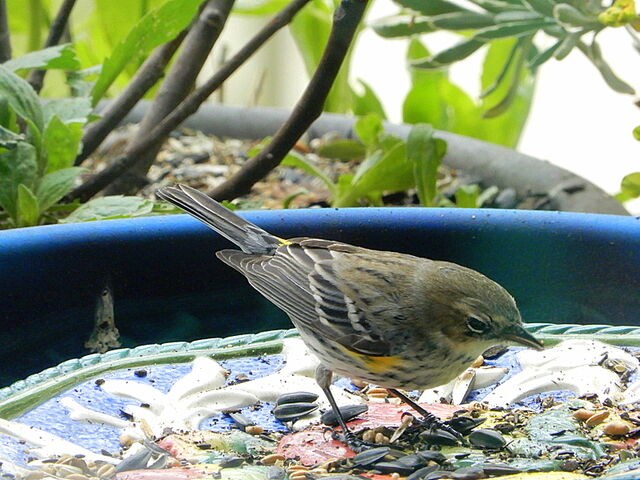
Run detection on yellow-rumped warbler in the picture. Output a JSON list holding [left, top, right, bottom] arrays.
[[157, 185, 543, 444]]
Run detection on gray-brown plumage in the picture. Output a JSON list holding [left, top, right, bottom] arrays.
[[157, 184, 543, 441]]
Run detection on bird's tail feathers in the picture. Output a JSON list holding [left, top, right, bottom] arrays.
[[156, 184, 282, 254]]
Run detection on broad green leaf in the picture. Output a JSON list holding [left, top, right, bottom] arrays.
[[2, 44, 81, 72], [0, 125, 25, 148], [407, 124, 439, 206], [43, 116, 84, 172], [393, 0, 468, 16], [354, 113, 384, 149], [61, 196, 155, 223], [43, 97, 93, 124], [317, 139, 367, 161], [36, 167, 85, 212], [0, 142, 38, 220], [478, 38, 535, 146], [289, 0, 353, 113], [429, 12, 495, 30], [370, 15, 436, 38], [16, 184, 40, 227], [455, 184, 480, 207], [0, 65, 44, 132], [617, 172, 640, 201], [234, 0, 290, 15], [412, 38, 485, 68], [280, 151, 336, 194], [91, 0, 204, 105], [351, 79, 387, 119]]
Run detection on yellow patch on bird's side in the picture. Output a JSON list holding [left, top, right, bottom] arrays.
[[276, 236, 292, 245], [339, 347, 403, 373]]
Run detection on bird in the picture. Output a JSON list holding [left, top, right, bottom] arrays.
[[156, 184, 543, 446]]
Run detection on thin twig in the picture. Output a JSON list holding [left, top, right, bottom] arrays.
[[0, 0, 12, 62], [76, 30, 188, 165], [27, 0, 77, 92], [104, 0, 235, 195], [210, 0, 367, 200], [68, 0, 312, 202]]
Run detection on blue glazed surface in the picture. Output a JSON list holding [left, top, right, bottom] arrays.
[[1, 209, 639, 385]]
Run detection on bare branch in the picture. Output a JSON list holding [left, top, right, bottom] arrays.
[[0, 0, 12, 62], [27, 0, 77, 93], [104, 0, 235, 195], [210, 0, 367, 200], [76, 30, 188, 165], [68, 0, 311, 202]]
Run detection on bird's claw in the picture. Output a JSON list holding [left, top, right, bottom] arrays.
[[331, 430, 382, 453]]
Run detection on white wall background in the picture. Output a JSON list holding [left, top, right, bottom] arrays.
[[214, 1, 640, 212]]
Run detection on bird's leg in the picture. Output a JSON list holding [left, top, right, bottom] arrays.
[[386, 388, 463, 441], [316, 364, 371, 452]]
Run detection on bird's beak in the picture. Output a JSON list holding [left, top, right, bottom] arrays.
[[501, 325, 544, 351]]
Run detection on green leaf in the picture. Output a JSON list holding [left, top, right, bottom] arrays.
[[354, 114, 384, 149], [43, 97, 93, 124], [60, 196, 155, 223], [351, 79, 387, 119], [473, 20, 551, 41], [583, 41, 635, 95], [528, 37, 562, 69], [521, 0, 555, 17], [0, 142, 38, 221], [455, 184, 481, 208], [16, 183, 41, 227], [411, 38, 485, 68], [0, 65, 44, 132], [393, 0, 468, 15], [370, 15, 436, 38], [553, 4, 598, 28], [317, 139, 367, 161], [468, 0, 527, 13], [91, 0, 204, 105], [617, 172, 640, 201], [478, 38, 535, 146], [36, 167, 85, 212], [68, 66, 101, 98], [480, 38, 521, 98], [280, 151, 336, 194], [494, 11, 544, 22], [43, 116, 84, 172], [2, 44, 81, 72], [554, 32, 580, 61], [0, 125, 25, 148], [429, 12, 495, 30], [407, 124, 440, 207]]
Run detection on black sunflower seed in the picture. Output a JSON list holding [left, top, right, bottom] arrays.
[[396, 454, 426, 469], [372, 461, 417, 476], [352, 446, 390, 466], [272, 402, 318, 421], [482, 464, 522, 476], [419, 428, 460, 446], [406, 464, 441, 480], [266, 466, 286, 480], [275, 391, 319, 405], [219, 456, 244, 468], [468, 428, 506, 449], [416, 450, 447, 464], [446, 416, 486, 435], [321, 404, 368, 426], [229, 412, 254, 428]]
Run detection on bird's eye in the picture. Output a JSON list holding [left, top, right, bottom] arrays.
[[466, 316, 490, 334]]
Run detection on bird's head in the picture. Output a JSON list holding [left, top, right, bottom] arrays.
[[424, 262, 544, 353]]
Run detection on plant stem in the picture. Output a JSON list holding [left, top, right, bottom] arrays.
[[103, 0, 235, 195], [27, 0, 44, 52], [0, 0, 11, 62], [210, 0, 368, 200], [68, 0, 312, 202], [27, 0, 78, 93], [76, 30, 188, 165]]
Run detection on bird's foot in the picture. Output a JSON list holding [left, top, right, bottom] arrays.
[[331, 429, 383, 453], [415, 415, 465, 444]]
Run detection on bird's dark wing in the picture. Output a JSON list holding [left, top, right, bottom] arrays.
[[217, 238, 394, 356]]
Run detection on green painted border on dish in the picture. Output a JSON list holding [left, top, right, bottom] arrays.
[[1, 323, 639, 420]]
